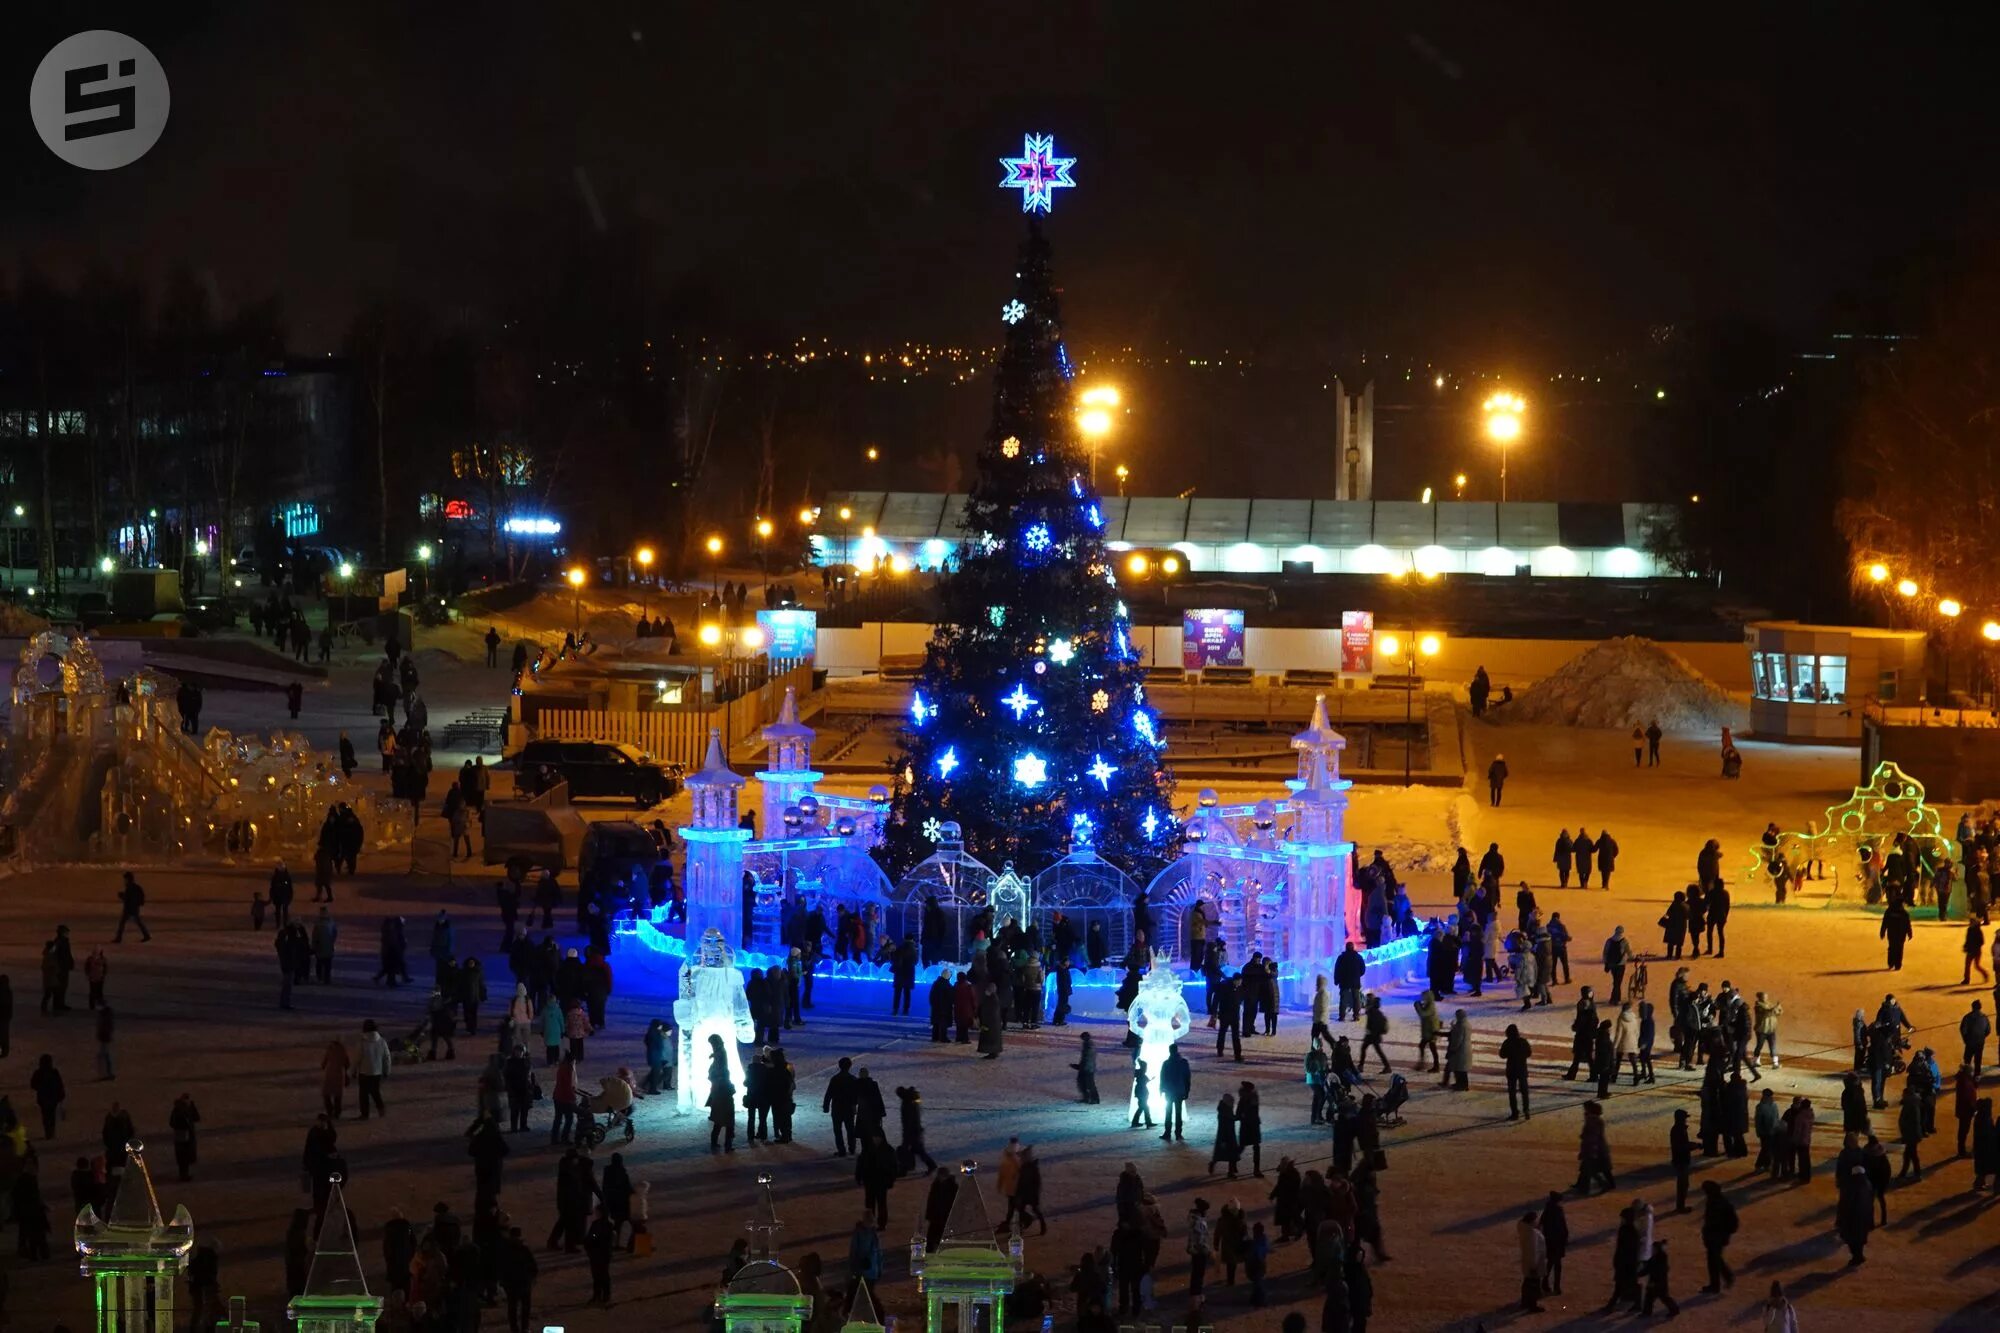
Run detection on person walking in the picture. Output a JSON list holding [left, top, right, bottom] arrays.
[[1698, 1180, 1737, 1293], [1541, 1192, 1569, 1296], [1500, 1023, 1532, 1121], [1708, 881, 1732, 957], [1209, 1093, 1240, 1178], [1186, 1199, 1213, 1311], [1630, 725, 1645, 769], [1964, 919, 1990, 985], [1596, 830, 1620, 890], [319, 1037, 352, 1118], [1670, 1108, 1694, 1212], [1881, 898, 1914, 971], [1962, 1000, 1991, 1076], [1235, 1081, 1264, 1176], [1445, 1009, 1472, 1091], [1359, 997, 1391, 1074], [1602, 928, 1632, 1004], [1576, 1100, 1614, 1193], [1835, 1154, 1873, 1265], [1564, 988, 1598, 1080], [823, 1056, 860, 1156], [1897, 1088, 1926, 1180], [1413, 990, 1442, 1072], [1487, 754, 1509, 806], [1073, 1031, 1101, 1103], [1160, 1043, 1191, 1141], [582, 1207, 615, 1306], [269, 863, 295, 931], [1554, 829, 1574, 889], [1641, 1238, 1681, 1317], [113, 872, 151, 943], [356, 1019, 390, 1119], [1646, 720, 1663, 766], [1517, 1212, 1548, 1314]]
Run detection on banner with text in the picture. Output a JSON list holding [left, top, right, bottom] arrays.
[[1182, 608, 1247, 670], [1340, 610, 1375, 674]]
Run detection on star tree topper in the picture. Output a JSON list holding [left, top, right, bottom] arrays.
[[1000, 133, 1077, 214]]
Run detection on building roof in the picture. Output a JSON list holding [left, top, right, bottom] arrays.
[[820, 492, 1671, 552]]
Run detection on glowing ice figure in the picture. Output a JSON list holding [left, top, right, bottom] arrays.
[[674, 929, 755, 1116], [1126, 951, 1190, 1123]]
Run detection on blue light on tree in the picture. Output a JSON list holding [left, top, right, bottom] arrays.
[[1023, 522, 1052, 552], [1089, 754, 1115, 789], [911, 692, 932, 727], [999, 132, 1077, 214], [1142, 806, 1161, 839], [1003, 683, 1037, 720], [1013, 752, 1049, 788], [1086, 503, 1103, 528], [936, 747, 959, 778], [1002, 299, 1027, 325], [1071, 811, 1095, 845], [1133, 709, 1158, 746], [988, 606, 1007, 627]]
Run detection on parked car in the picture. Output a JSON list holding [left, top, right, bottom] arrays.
[[512, 739, 680, 807]]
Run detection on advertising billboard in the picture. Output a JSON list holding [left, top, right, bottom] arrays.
[[756, 608, 818, 660], [1340, 610, 1375, 674], [1181, 608, 1247, 670]]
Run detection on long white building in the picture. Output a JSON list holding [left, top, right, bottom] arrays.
[[812, 493, 1680, 579]]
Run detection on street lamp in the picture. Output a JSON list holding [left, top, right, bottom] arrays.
[[1079, 385, 1121, 487], [566, 566, 585, 637], [705, 534, 724, 597], [338, 561, 355, 624], [99, 555, 115, 576], [1376, 629, 1443, 785], [1454, 473, 1468, 499], [755, 518, 774, 592], [865, 446, 881, 462], [1896, 578, 1919, 598], [1866, 562, 1889, 585], [635, 545, 655, 617], [1115, 463, 1130, 497], [1482, 393, 1526, 501]]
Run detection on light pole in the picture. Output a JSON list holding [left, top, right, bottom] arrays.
[[338, 561, 355, 624], [755, 518, 774, 593], [1482, 393, 1525, 502], [705, 534, 725, 600], [566, 566, 585, 638], [416, 543, 433, 600], [1114, 463, 1130, 498], [1078, 385, 1119, 487], [837, 506, 853, 569], [635, 545, 655, 619], [7, 503, 21, 589], [1377, 630, 1443, 785], [698, 620, 722, 708]]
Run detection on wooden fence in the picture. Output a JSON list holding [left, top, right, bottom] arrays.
[[525, 662, 815, 769]]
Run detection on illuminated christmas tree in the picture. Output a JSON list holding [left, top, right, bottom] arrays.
[[883, 212, 1176, 876]]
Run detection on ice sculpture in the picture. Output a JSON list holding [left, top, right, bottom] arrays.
[[675, 928, 756, 1116], [1126, 950, 1190, 1122]]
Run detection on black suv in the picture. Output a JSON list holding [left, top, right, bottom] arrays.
[[514, 740, 679, 807]]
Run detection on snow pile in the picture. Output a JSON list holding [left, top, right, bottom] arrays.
[[1502, 636, 1745, 733], [0, 603, 50, 636], [1347, 785, 1482, 873]]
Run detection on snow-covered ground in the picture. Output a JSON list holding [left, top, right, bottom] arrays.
[[1, 608, 1996, 1331]]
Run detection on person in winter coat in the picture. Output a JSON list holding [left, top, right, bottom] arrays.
[[319, 1038, 352, 1118], [1553, 830, 1574, 888], [1486, 755, 1509, 806], [1572, 830, 1596, 889], [1517, 1212, 1548, 1313], [1235, 1082, 1264, 1176], [1210, 1093, 1240, 1177], [1412, 991, 1442, 1072], [1962, 1000, 1991, 1076], [1444, 1010, 1473, 1091], [1835, 1155, 1873, 1264], [1659, 892, 1689, 959], [1613, 1001, 1641, 1079], [1602, 927, 1633, 1003], [1596, 830, 1620, 889], [1880, 899, 1914, 970], [1576, 1101, 1614, 1193]]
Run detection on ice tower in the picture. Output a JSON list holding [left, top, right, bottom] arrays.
[[287, 1177, 380, 1333], [73, 1140, 194, 1333], [681, 728, 752, 954], [755, 686, 821, 839]]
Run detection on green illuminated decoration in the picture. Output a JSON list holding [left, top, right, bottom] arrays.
[[1751, 760, 1949, 902], [909, 1162, 1023, 1333], [74, 1140, 194, 1333], [717, 1176, 812, 1333], [287, 1178, 379, 1333]]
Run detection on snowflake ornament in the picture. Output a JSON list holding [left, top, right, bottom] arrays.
[[1003, 683, 1037, 720], [1088, 754, 1115, 789], [936, 747, 959, 778], [1047, 637, 1074, 666], [1013, 752, 1048, 788], [1002, 299, 1027, 325], [988, 606, 1006, 627], [1090, 688, 1110, 714], [922, 817, 944, 842], [1001, 436, 1020, 458], [1023, 523, 1051, 552]]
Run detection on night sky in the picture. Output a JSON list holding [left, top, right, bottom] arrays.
[[6, 3, 2000, 504]]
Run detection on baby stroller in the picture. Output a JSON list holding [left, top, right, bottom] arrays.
[[392, 1016, 431, 1067], [575, 1077, 637, 1149], [1374, 1074, 1409, 1128]]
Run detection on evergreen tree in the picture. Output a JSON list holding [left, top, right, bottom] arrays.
[[881, 224, 1176, 875]]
